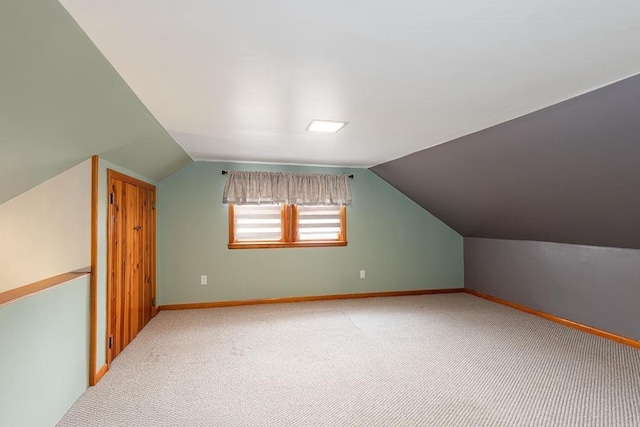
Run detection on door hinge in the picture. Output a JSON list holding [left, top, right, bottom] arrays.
[[108, 335, 113, 349], [152, 297, 156, 306], [152, 201, 156, 210], [110, 192, 114, 204]]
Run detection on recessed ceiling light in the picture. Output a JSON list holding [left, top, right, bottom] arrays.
[[306, 119, 349, 133]]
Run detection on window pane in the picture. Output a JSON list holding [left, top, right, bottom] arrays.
[[234, 204, 282, 241], [297, 205, 341, 241]]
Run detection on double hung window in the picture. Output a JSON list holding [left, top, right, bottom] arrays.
[[229, 204, 346, 249], [223, 170, 351, 248]]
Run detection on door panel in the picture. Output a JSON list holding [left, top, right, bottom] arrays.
[[140, 187, 153, 327], [108, 178, 124, 361], [124, 182, 139, 347], [107, 171, 156, 364]]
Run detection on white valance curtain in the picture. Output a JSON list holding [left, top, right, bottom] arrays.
[[222, 171, 352, 205]]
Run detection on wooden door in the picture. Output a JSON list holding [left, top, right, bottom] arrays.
[[107, 170, 156, 364]]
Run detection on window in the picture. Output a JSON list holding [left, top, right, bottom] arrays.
[[228, 204, 346, 249], [223, 170, 351, 249]]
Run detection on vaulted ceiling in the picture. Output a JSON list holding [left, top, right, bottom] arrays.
[[58, 0, 640, 167], [3, 0, 639, 250]]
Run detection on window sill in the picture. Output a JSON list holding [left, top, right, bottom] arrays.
[[228, 241, 347, 249]]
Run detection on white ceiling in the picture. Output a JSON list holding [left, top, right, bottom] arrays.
[[58, 0, 640, 167]]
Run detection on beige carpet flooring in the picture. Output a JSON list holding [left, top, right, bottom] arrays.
[[58, 293, 640, 426]]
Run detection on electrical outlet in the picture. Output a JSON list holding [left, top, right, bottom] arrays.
[[360, 270, 366, 279], [200, 275, 208, 285]]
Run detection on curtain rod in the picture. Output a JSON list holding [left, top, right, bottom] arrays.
[[221, 170, 354, 179]]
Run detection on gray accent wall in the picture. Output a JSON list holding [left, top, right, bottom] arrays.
[[157, 161, 463, 305], [465, 237, 640, 341], [371, 74, 640, 250]]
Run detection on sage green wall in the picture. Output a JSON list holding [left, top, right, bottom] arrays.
[[158, 162, 463, 304], [95, 159, 157, 369], [1, 0, 191, 205], [0, 275, 90, 427]]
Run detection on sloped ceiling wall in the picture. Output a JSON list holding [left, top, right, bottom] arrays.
[[371, 74, 640, 250], [0, 0, 192, 204]]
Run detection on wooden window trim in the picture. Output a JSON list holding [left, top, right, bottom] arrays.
[[228, 204, 347, 249], [282, 204, 291, 243], [290, 205, 297, 242]]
